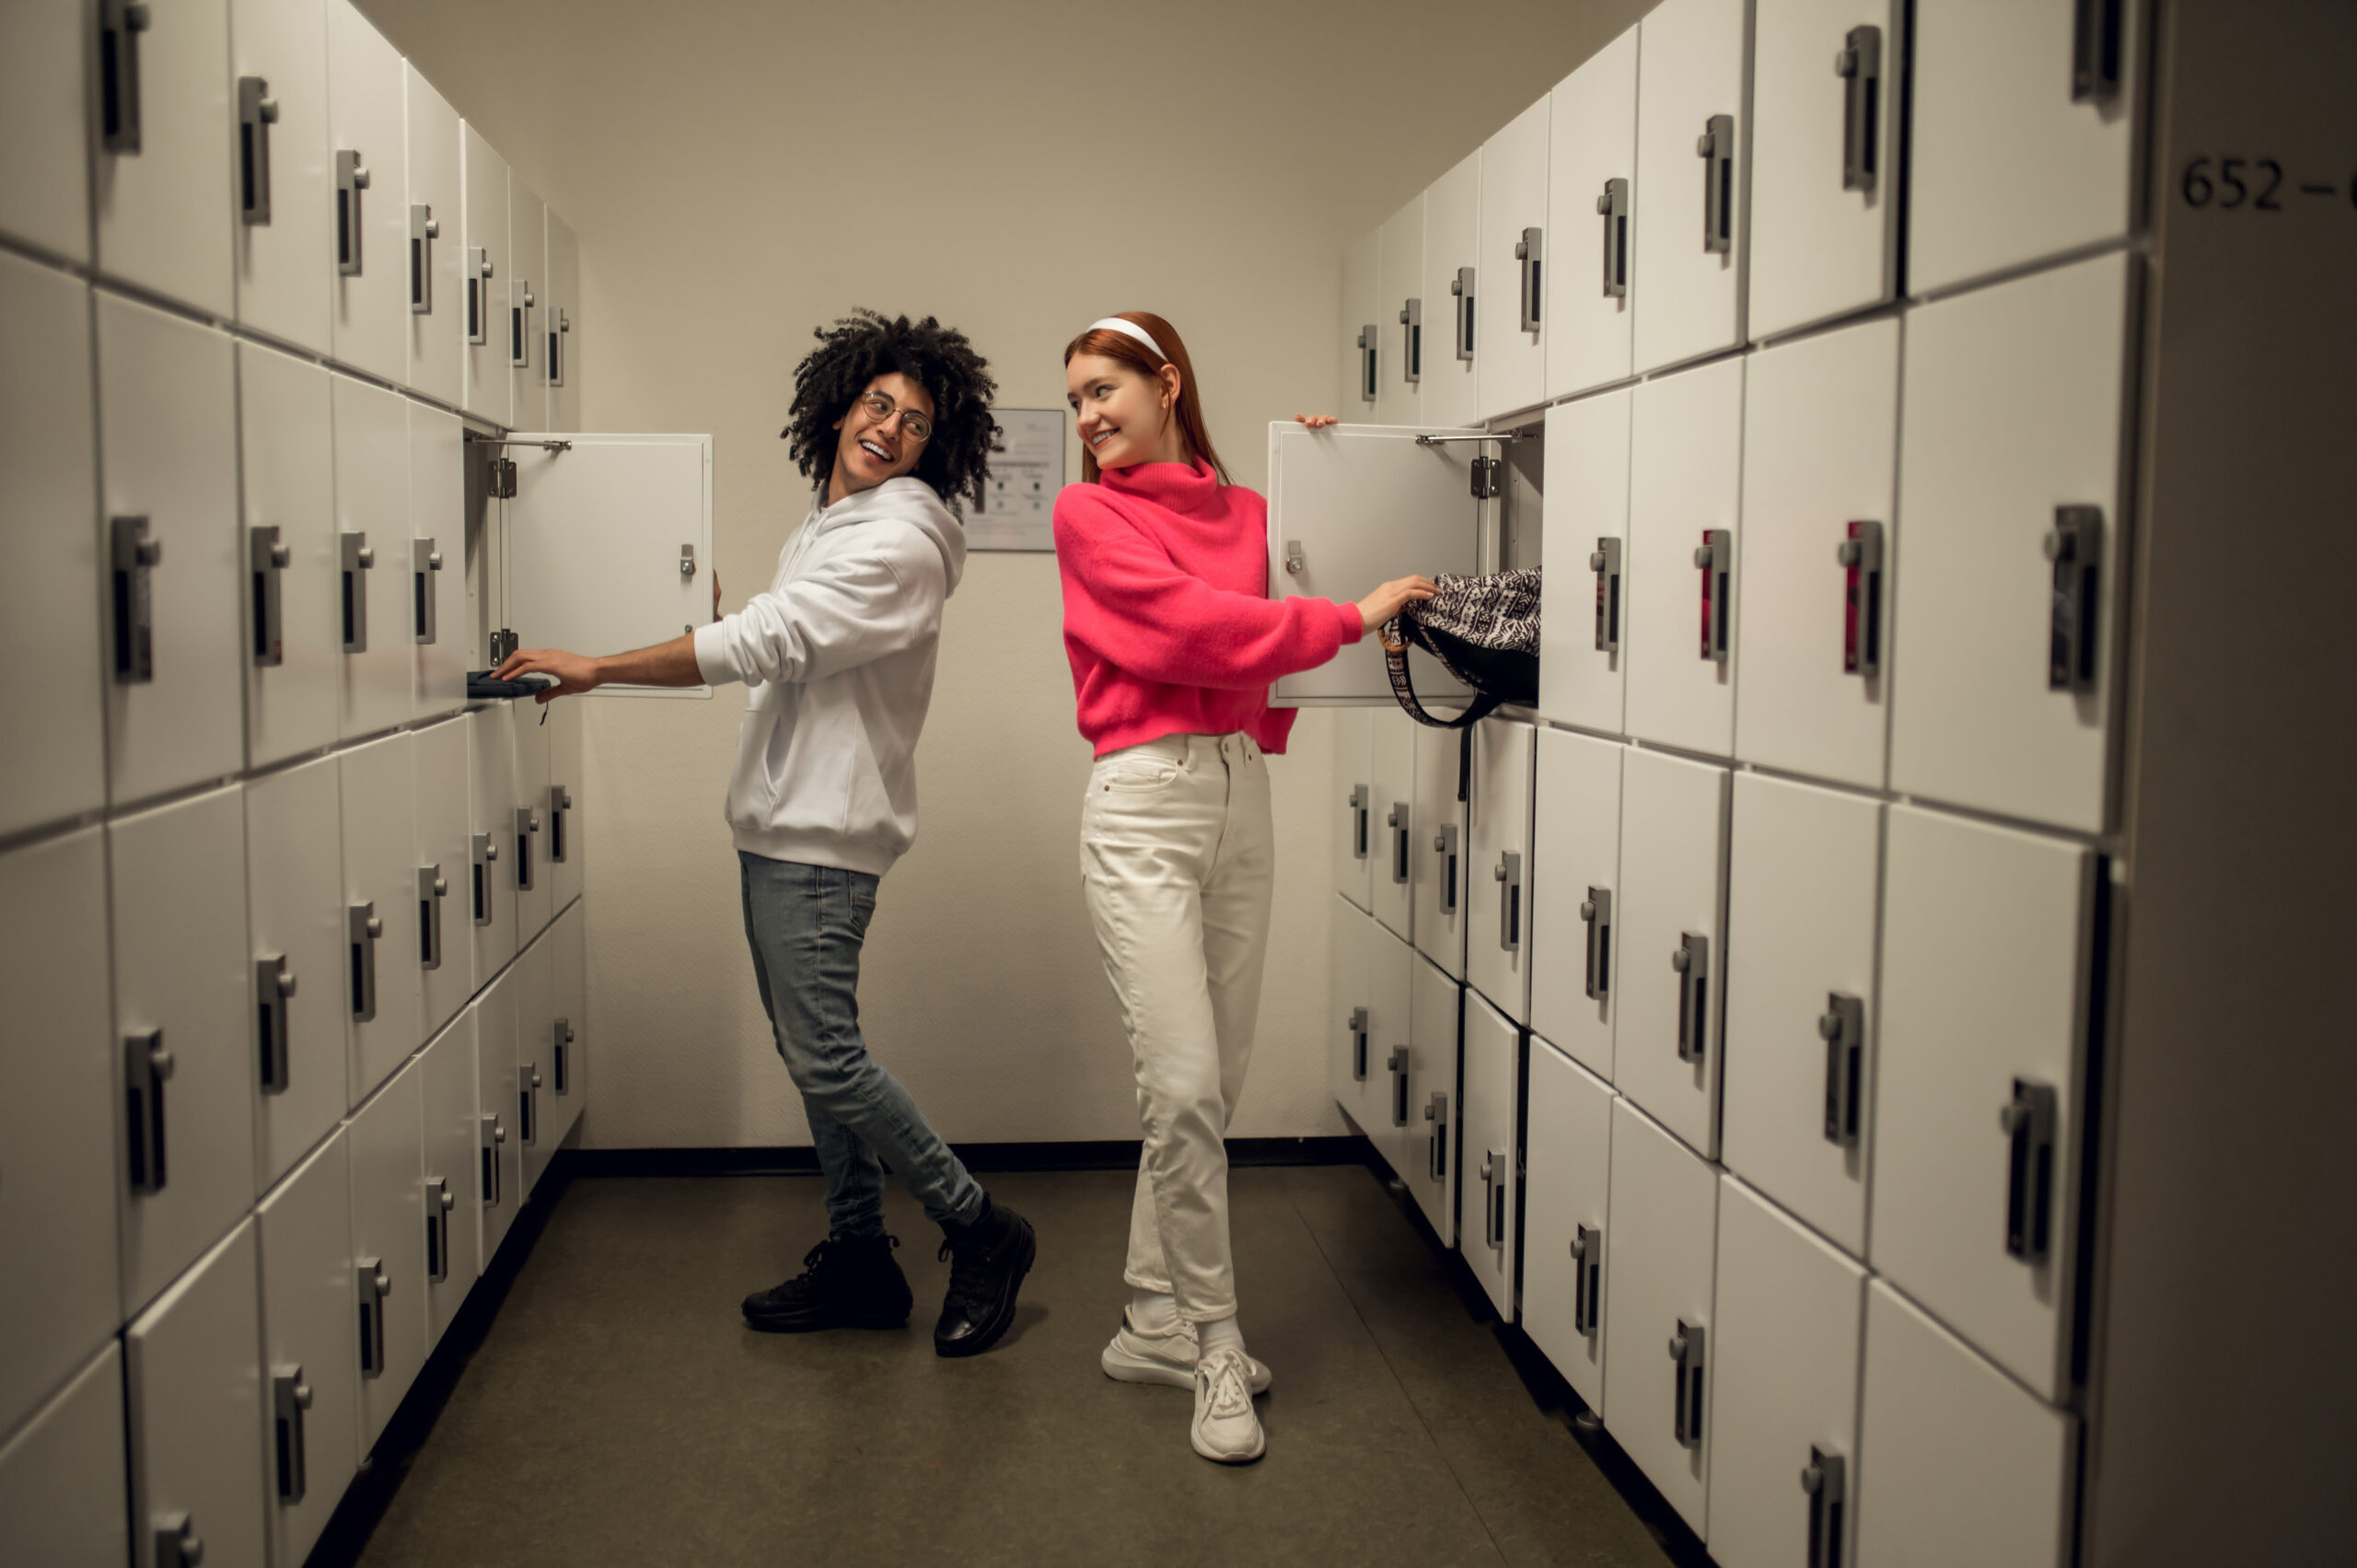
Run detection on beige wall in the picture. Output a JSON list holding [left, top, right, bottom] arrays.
[[366, 0, 1644, 1147]]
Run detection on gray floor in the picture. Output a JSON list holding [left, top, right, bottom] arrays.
[[351, 1165, 1678, 1568]]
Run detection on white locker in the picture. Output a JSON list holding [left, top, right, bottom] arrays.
[[504, 435, 719, 695], [1332, 706, 1375, 912], [1404, 953, 1460, 1248], [254, 1129, 357, 1568], [547, 690, 586, 910], [1365, 921, 1417, 1193], [0, 254, 103, 837], [1369, 709, 1415, 943], [229, 0, 331, 356], [509, 178, 547, 423], [245, 756, 350, 1189], [1855, 1280, 2074, 1567], [1543, 24, 1638, 400], [1732, 316, 1898, 786], [1613, 748, 1729, 1159], [1520, 1040, 1611, 1411], [112, 787, 255, 1318], [546, 899, 587, 1146], [1910, 0, 2140, 296], [1528, 729, 1621, 1082], [459, 123, 511, 426], [348, 1056, 425, 1454], [325, 0, 408, 386], [125, 1217, 268, 1568], [341, 732, 423, 1102], [1708, 1177, 1866, 1568], [511, 696, 555, 941], [473, 979, 522, 1266], [516, 927, 557, 1194], [1600, 1097, 1717, 1534], [1459, 990, 1520, 1318], [1626, 356, 1742, 756], [333, 373, 416, 739], [0, 1343, 128, 1568], [1747, 0, 1904, 341], [1534, 389, 1631, 735], [1409, 721, 1468, 981], [1875, 807, 2093, 1402], [404, 65, 465, 407], [1331, 895, 1375, 1132], [1419, 150, 1482, 428], [241, 342, 340, 768], [1465, 719, 1534, 1023], [1374, 193, 1424, 427], [1720, 774, 1879, 1257], [415, 715, 474, 1035], [467, 705, 521, 981], [1631, 0, 1750, 374], [1341, 227, 1380, 415], [93, 0, 234, 318], [0, 0, 92, 261], [1890, 254, 2130, 833], [420, 1010, 482, 1348], [412, 401, 468, 720], [546, 208, 581, 432], [1476, 95, 1550, 421], [98, 292, 242, 805], [0, 828, 120, 1439], [1264, 423, 1477, 706]]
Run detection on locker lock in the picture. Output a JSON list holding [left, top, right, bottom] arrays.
[[681, 544, 697, 577], [1284, 540, 1306, 575], [153, 1511, 203, 1568]]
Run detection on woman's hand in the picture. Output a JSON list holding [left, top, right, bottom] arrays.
[[493, 648, 603, 703], [1295, 414, 1340, 429], [1357, 575, 1440, 634]]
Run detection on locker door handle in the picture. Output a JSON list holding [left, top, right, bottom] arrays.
[[1596, 178, 1629, 298], [349, 901, 381, 1022], [1696, 114, 1735, 255], [1588, 537, 1622, 655], [515, 807, 539, 891], [340, 532, 373, 653], [1348, 784, 1370, 862], [550, 784, 573, 864], [519, 1064, 539, 1147], [1479, 1149, 1505, 1252], [1387, 803, 1411, 886], [110, 515, 160, 684], [238, 76, 279, 224], [1423, 1090, 1449, 1181], [551, 308, 569, 387], [1399, 298, 1422, 385], [424, 1177, 454, 1283], [1388, 1046, 1411, 1126], [1671, 932, 1710, 1064], [555, 1017, 575, 1095], [1496, 852, 1523, 953], [123, 1029, 171, 1195], [1802, 1445, 1848, 1568], [256, 955, 296, 1095], [481, 1112, 505, 1206], [418, 865, 447, 971], [336, 150, 370, 275], [2072, 0, 2124, 104], [1571, 1223, 1603, 1338], [1837, 521, 1884, 678], [152, 1511, 202, 1568], [1450, 268, 1475, 363], [250, 525, 291, 667], [1580, 887, 1613, 1002], [1356, 324, 1378, 403], [99, 0, 151, 154], [356, 1259, 391, 1377], [471, 832, 498, 924], [466, 249, 492, 344], [272, 1366, 313, 1504], [1515, 226, 1543, 332], [1434, 823, 1461, 916], [1695, 529, 1731, 662], [1818, 993, 1864, 1147], [1668, 1318, 1706, 1447], [411, 204, 438, 312], [511, 280, 535, 367], [413, 537, 443, 645], [2001, 1078, 2060, 1264], [2045, 505, 2104, 693], [1836, 26, 1882, 193]]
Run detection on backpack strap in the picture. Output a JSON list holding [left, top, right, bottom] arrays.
[[1381, 620, 1500, 730]]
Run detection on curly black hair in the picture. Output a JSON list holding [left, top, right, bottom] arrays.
[[781, 309, 999, 512]]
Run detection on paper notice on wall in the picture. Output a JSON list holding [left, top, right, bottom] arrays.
[[966, 408, 1065, 552]]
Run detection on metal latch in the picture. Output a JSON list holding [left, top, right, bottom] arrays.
[[1283, 539, 1306, 576]]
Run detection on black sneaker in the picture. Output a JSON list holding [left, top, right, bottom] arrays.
[[933, 1198, 1036, 1358], [741, 1234, 912, 1333]]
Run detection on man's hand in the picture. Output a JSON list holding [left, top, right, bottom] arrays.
[[493, 648, 603, 703], [713, 570, 723, 623], [1357, 575, 1440, 634]]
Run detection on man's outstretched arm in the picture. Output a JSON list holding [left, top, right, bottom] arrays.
[[493, 634, 702, 700]]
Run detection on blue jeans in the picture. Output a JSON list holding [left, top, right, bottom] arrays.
[[737, 852, 983, 1237]]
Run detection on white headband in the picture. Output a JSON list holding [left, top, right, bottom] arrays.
[[1086, 316, 1167, 362]]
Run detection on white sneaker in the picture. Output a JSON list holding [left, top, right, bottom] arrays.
[[1101, 1311, 1271, 1392], [1190, 1346, 1266, 1463]]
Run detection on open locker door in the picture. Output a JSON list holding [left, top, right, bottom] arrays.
[[503, 434, 714, 696], [1265, 422, 1485, 706]]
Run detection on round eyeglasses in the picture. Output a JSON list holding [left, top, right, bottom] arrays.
[[853, 389, 932, 445]]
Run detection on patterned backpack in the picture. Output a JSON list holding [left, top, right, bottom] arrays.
[[1378, 567, 1541, 728]]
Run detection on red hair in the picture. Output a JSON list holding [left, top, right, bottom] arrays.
[[1062, 311, 1228, 485]]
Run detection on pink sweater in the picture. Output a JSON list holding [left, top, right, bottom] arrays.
[[1053, 459, 1364, 758]]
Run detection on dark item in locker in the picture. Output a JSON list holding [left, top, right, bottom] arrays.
[[467, 670, 556, 700], [1378, 568, 1541, 729]]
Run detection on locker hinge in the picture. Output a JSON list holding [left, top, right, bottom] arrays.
[[488, 455, 517, 498], [491, 628, 519, 663], [1469, 455, 1500, 500]]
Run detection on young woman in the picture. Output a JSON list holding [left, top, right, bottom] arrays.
[[1053, 312, 1434, 1463]]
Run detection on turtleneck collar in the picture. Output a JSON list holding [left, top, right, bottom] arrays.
[[1099, 458, 1222, 514]]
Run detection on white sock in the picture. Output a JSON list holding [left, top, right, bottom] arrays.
[[1130, 1289, 1180, 1334], [1197, 1313, 1246, 1360]]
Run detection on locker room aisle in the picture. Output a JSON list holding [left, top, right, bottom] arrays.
[[342, 1167, 1678, 1568]]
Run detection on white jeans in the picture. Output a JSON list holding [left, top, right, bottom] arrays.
[[1079, 732, 1274, 1323]]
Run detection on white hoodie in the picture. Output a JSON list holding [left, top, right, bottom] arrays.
[[692, 476, 967, 877]]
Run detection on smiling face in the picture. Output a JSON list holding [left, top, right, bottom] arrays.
[[1066, 353, 1187, 471], [828, 372, 936, 503]]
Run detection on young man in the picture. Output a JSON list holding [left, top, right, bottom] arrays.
[[493, 309, 1034, 1357]]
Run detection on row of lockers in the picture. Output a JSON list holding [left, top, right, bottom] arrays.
[[1340, 0, 2140, 429], [0, 901, 586, 1568], [0, 697, 584, 1466], [0, 0, 580, 432]]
